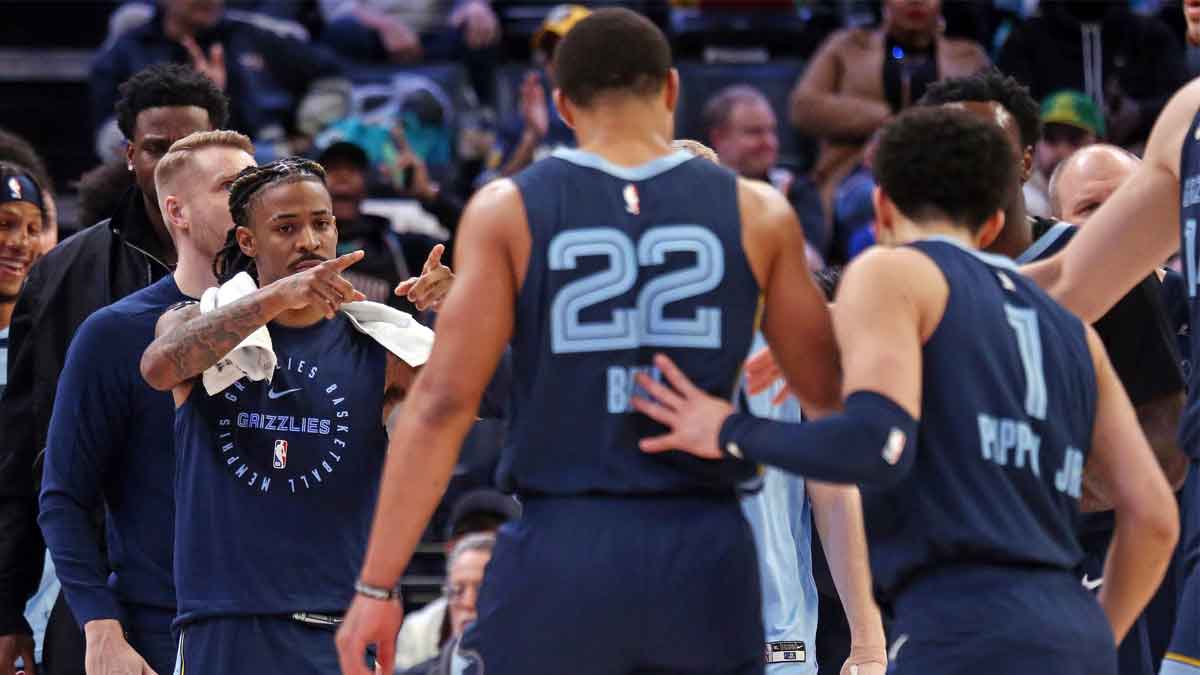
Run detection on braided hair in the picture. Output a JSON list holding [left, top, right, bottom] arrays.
[[213, 157, 327, 284]]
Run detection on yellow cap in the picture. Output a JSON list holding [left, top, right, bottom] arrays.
[[532, 4, 592, 55]]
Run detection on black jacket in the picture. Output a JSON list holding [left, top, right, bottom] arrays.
[[997, 4, 1187, 144], [0, 187, 172, 634]]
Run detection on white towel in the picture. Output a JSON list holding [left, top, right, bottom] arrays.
[[200, 271, 436, 395], [201, 272, 276, 395]]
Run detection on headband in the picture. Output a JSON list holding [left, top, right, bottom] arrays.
[[0, 173, 43, 211]]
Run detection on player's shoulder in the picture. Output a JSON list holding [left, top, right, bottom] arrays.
[[842, 245, 943, 293], [737, 177, 793, 223]]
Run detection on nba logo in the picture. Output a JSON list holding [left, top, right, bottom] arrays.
[[273, 440, 288, 469]]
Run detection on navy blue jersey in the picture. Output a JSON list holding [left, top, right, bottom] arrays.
[[504, 148, 760, 495], [1178, 107, 1200, 457], [864, 238, 1096, 600], [173, 316, 388, 625]]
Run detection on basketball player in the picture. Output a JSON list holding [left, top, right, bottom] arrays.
[[672, 138, 883, 675], [336, 8, 870, 675], [633, 107, 1179, 675], [137, 158, 429, 674], [37, 131, 255, 675], [1018, 8, 1200, 668]]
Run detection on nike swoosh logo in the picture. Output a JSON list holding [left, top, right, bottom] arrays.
[[1081, 575, 1103, 591], [267, 387, 302, 400]]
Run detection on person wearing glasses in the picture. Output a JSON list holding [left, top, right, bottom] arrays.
[[398, 533, 495, 675]]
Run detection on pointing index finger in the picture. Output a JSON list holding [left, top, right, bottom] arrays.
[[330, 249, 365, 271]]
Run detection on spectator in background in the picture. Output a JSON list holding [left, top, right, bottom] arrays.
[[395, 490, 520, 671], [996, 0, 1186, 148], [399, 533, 498, 675], [319, 0, 501, 103], [318, 140, 459, 313], [75, 161, 136, 234], [485, 4, 588, 181], [0, 129, 59, 253], [703, 85, 827, 261], [1025, 90, 1104, 218], [91, 0, 348, 162], [0, 65, 226, 675], [790, 0, 988, 217], [0, 163, 47, 675], [829, 131, 880, 265], [1048, 143, 1141, 226]]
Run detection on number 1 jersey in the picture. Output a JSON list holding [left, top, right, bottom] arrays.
[[504, 148, 760, 495]]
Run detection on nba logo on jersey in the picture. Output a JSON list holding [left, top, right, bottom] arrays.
[[623, 184, 639, 215], [273, 440, 288, 469]]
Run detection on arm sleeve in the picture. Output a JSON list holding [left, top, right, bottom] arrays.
[[36, 313, 131, 626], [719, 390, 918, 487]]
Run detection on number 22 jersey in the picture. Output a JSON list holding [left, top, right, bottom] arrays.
[[506, 148, 760, 495]]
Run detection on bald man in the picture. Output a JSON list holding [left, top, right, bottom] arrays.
[[1021, 141, 1187, 675], [1049, 144, 1142, 225]]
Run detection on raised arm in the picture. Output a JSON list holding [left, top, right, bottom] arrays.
[[1082, 325, 1179, 643], [336, 179, 523, 675], [140, 251, 366, 396], [1024, 78, 1200, 321]]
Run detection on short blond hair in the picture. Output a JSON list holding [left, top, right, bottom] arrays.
[[154, 130, 254, 210], [672, 139, 720, 165]]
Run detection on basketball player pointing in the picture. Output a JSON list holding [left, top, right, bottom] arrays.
[[139, 158, 428, 674], [338, 8, 883, 675]]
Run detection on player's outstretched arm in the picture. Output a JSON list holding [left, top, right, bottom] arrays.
[[140, 251, 367, 397], [1023, 78, 1200, 321], [740, 178, 841, 416], [634, 247, 936, 486], [336, 181, 520, 675], [1084, 326, 1179, 643], [807, 482, 887, 675]]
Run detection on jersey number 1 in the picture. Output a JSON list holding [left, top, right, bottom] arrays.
[[1004, 304, 1048, 420], [549, 226, 725, 354]]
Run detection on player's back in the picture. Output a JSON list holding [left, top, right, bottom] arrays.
[[505, 147, 760, 495], [866, 238, 1097, 600]]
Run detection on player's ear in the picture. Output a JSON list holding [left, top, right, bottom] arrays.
[[553, 89, 575, 130], [871, 186, 894, 243], [163, 194, 186, 236], [235, 225, 256, 257], [976, 209, 1006, 249], [663, 68, 680, 114], [1021, 145, 1034, 184]]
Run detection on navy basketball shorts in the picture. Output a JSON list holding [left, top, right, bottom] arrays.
[[455, 494, 765, 675], [172, 615, 341, 675], [1162, 462, 1200, 674], [887, 565, 1117, 675]]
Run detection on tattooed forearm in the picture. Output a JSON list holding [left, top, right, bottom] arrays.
[[142, 290, 283, 391]]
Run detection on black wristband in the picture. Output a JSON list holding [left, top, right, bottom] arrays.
[[354, 579, 399, 601]]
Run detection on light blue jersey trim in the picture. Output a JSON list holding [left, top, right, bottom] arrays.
[[551, 147, 695, 181], [921, 235, 1020, 271], [1015, 222, 1075, 264]]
